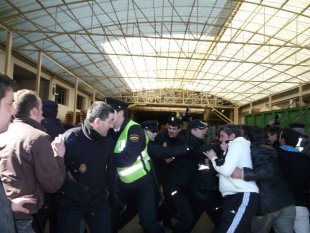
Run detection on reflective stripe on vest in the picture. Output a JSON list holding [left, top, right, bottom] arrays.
[[114, 120, 151, 183]]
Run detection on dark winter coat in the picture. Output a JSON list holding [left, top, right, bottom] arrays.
[[244, 143, 294, 215], [277, 147, 310, 208]]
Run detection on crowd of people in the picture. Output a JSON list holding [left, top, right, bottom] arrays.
[[0, 73, 309, 233]]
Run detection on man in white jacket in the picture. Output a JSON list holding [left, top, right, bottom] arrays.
[[205, 125, 259, 233]]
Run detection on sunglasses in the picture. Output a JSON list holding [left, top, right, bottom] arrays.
[[148, 129, 158, 133]]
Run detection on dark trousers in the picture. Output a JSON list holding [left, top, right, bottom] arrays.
[[191, 189, 223, 232], [170, 189, 194, 233], [216, 192, 259, 233], [156, 164, 175, 227], [57, 196, 111, 233], [109, 193, 138, 233], [113, 175, 164, 233], [32, 193, 58, 233]]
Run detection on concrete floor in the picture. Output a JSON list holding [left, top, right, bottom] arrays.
[[119, 213, 214, 233], [43, 211, 214, 233]]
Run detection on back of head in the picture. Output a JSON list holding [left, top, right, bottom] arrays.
[[267, 125, 283, 137], [220, 124, 241, 138], [86, 101, 114, 123], [239, 124, 250, 138], [14, 89, 39, 118], [280, 128, 301, 147], [42, 100, 58, 118], [246, 126, 265, 143], [0, 74, 17, 100], [289, 121, 305, 135]]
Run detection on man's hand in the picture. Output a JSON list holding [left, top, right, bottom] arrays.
[[11, 195, 36, 213], [220, 141, 228, 152], [231, 167, 243, 179], [203, 149, 216, 160], [52, 134, 65, 157]]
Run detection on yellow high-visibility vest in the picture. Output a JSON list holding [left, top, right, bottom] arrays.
[[114, 120, 151, 183]]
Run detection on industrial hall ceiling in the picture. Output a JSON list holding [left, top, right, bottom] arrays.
[[0, 0, 309, 109]]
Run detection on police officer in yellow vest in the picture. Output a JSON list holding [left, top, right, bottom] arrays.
[[106, 98, 165, 233]]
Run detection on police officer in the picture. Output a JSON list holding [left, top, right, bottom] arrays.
[[164, 119, 210, 233], [142, 120, 189, 160], [110, 120, 190, 232], [154, 116, 185, 179], [188, 120, 223, 232], [106, 98, 165, 233], [57, 101, 114, 233], [154, 116, 185, 228]]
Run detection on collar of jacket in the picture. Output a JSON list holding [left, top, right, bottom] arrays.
[[41, 118, 62, 125], [280, 145, 299, 152], [187, 133, 204, 149], [82, 120, 105, 141], [14, 117, 46, 132]]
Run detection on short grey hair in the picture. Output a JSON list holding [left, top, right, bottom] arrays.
[[86, 101, 114, 123]]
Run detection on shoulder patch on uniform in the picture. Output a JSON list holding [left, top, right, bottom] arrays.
[[129, 134, 140, 142]]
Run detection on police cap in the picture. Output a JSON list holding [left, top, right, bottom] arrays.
[[188, 119, 208, 130], [141, 120, 158, 132], [105, 97, 128, 110], [167, 116, 183, 127]]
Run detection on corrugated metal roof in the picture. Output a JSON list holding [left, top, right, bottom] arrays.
[[0, 0, 309, 106]]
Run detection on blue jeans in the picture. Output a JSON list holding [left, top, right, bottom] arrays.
[[250, 205, 296, 233], [294, 206, 310, 233], [15, 219, 35, 233]]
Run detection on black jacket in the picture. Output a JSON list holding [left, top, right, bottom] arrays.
[[189, 137, 220, 192], [153, 129, 186, 181], [243, 142, 294, 215], [62, 122, 114, 200], [164, 134, 203, 193], [277, 147, 310, 208], [148, 142, 188, 160], [41, 117, 65, 140]]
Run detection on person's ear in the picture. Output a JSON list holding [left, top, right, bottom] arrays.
[[92, 118, 101, 128], [229, 133, 236, 140], [30, 107, 38, 117]]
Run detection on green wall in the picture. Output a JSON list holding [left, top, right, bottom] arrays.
[[245, 106, 310, 132]]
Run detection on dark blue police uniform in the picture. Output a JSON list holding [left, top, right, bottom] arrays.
[[57, 122, 113, 233], [110, 118, 164, 233], [153, 117, 185, 228], [105, 98, 164, 233]]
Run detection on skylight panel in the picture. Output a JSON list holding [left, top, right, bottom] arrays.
[[284, 0, 309, 13], [262, 0, 284, 8], [268, 83, 293, 93], [224, 93, 239, 101], [235, 3, 257, 21]]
